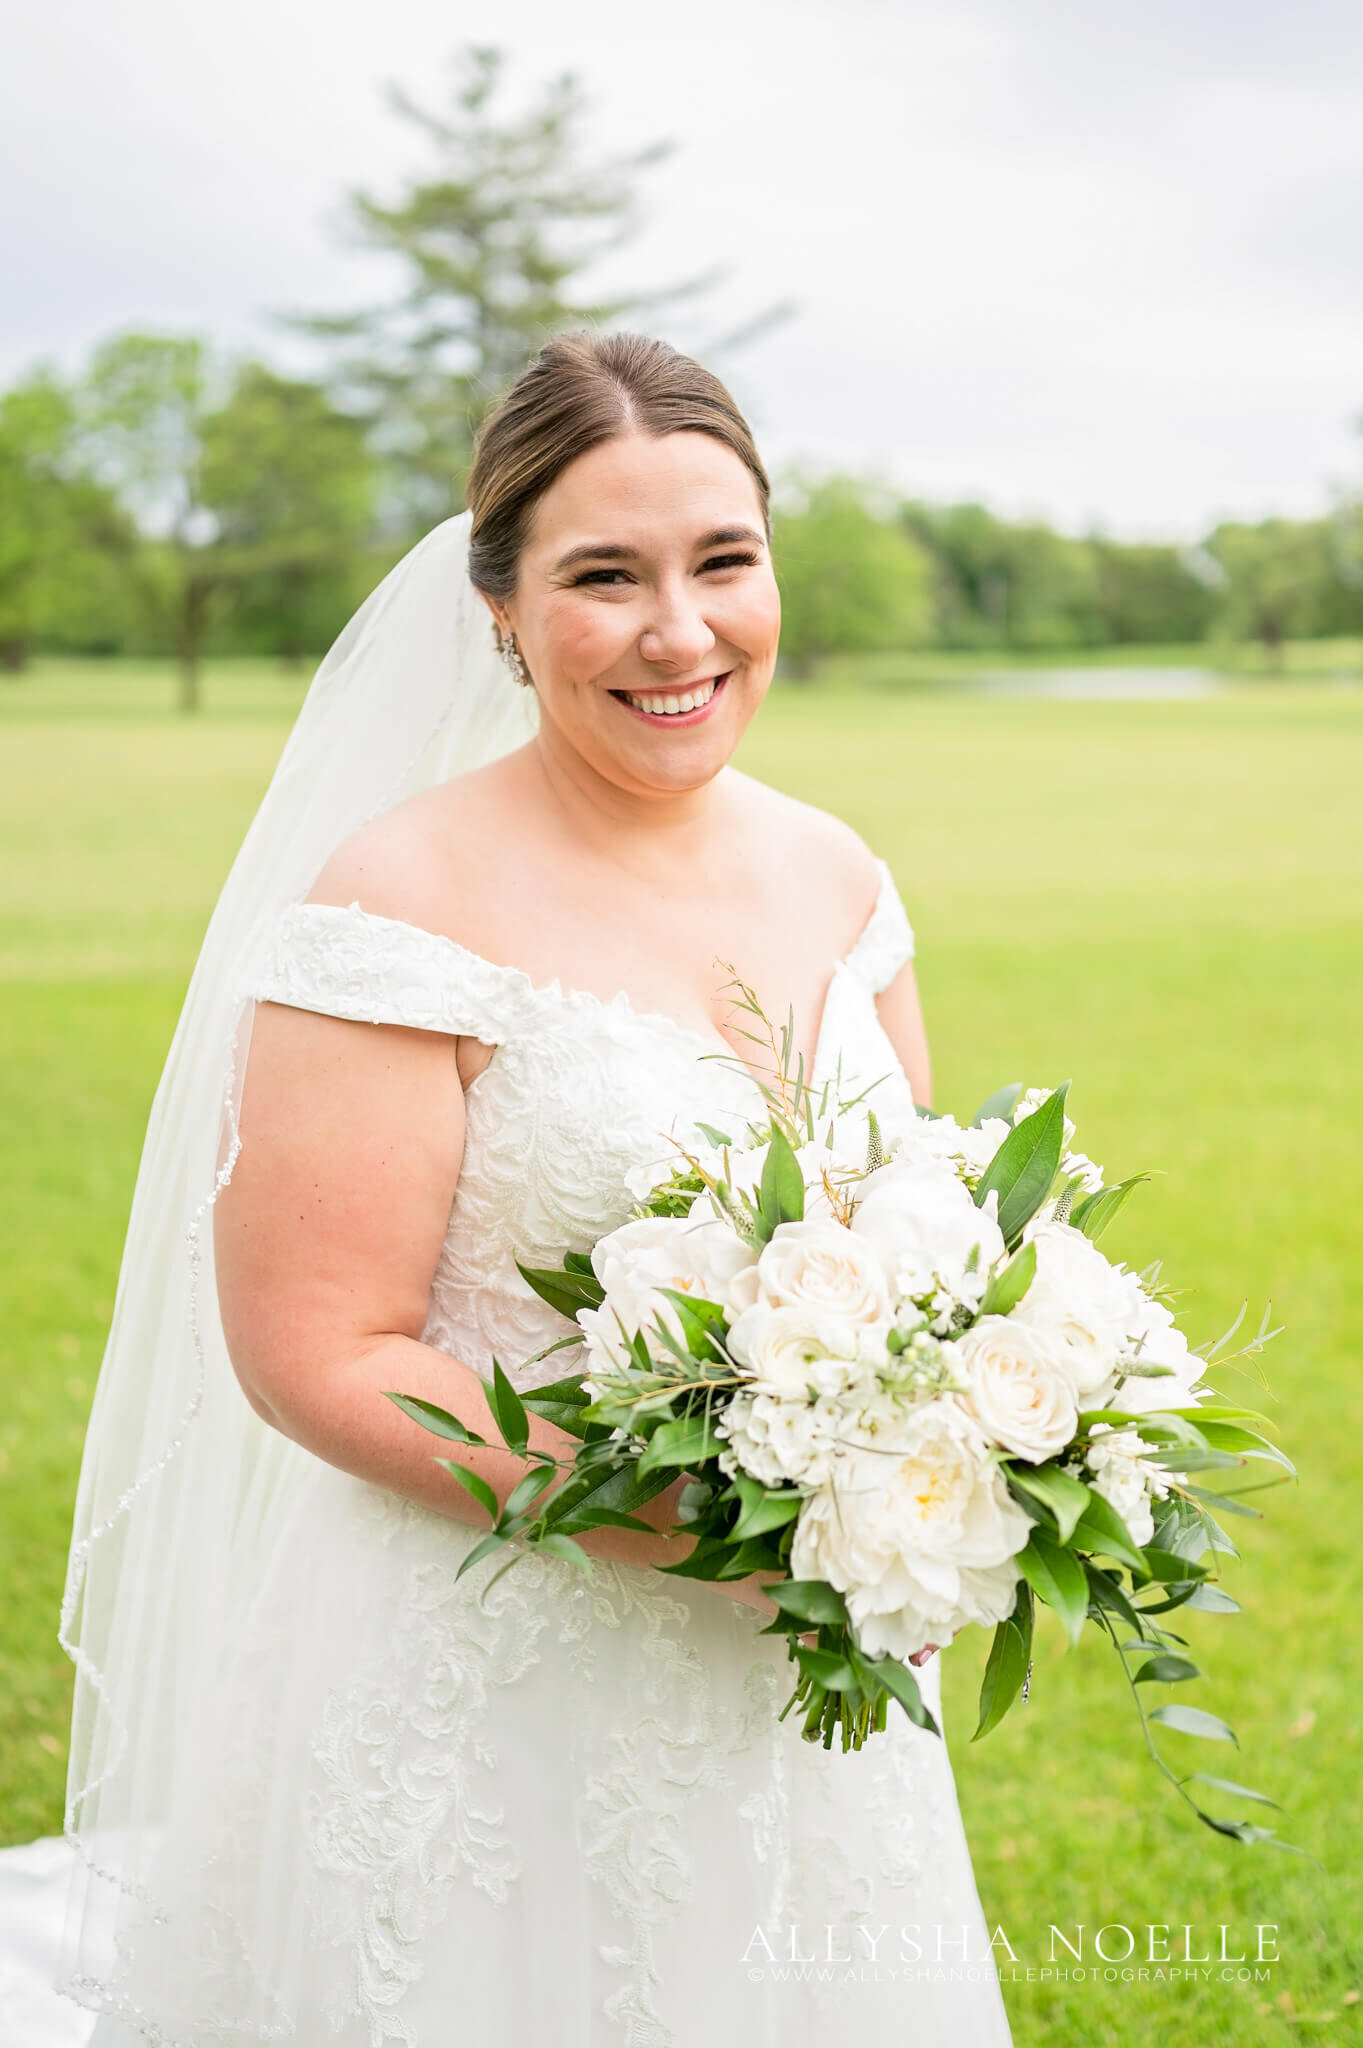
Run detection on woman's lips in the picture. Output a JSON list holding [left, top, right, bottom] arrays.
[[609, 674, 730, 727]]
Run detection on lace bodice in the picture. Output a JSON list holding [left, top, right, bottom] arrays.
[[251, 859, 916, 1390]]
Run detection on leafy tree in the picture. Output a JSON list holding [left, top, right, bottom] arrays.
[[1206, 518, 1336, 666], [1092, 542, 1219, 645], [775, 480, 935, 678], [902, 501, 1105, 652], [293, 45, 721, 534], [0, 373, 128, 670], [199, 365, 376, 661], [74, 333, 230, 709], [73, 335, 377, 707]]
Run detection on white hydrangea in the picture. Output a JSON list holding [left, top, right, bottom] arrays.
[[1084, 1422, 1172, 1548]]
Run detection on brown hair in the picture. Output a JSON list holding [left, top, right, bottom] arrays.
[[465, 331, 770, 603]]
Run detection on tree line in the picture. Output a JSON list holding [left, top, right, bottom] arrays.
[[2, 47, 1359, 704]]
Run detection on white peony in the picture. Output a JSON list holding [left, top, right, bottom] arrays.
[[726, 1301, 873, 1398], [790, 1403, 1031, 1661], [755, 1219, 893, 1328], [850, 1160, 1005, 1310], [1013, 1219, 1145, 1398], [579, 1214, 756, 1372], [1084, 1422, 1172, 1547], [951, 1315, 1081, 1462]]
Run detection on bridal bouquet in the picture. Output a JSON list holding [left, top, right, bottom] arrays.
[[391, 995, 1290, 1841]]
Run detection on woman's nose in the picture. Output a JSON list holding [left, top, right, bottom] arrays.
[[637, 584, 716, 673]]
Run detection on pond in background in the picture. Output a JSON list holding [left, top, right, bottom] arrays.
[[970, 666, 1224, 700]]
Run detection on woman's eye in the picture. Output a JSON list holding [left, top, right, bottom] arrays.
[[700, 551, 760, 574], [573, 568, 633, 587]]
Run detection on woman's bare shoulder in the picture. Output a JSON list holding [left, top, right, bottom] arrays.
[[304, 760, 517, 940], [725, 769, 884, 928]]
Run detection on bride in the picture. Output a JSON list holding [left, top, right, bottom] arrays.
[[56, 331, 1013, 2044]]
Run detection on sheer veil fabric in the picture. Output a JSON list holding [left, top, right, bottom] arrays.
[[57, 514, 539, 2018]]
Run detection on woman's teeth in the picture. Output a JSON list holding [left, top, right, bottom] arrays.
[[622, 678, 718, 717]]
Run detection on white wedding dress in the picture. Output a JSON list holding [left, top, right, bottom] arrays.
[[37, 857, 1011, 2046]]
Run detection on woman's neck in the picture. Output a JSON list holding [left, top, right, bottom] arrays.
[[524, 720, 734, 880]]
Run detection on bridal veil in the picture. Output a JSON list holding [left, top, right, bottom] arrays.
[[57, 513, 539, 2009]]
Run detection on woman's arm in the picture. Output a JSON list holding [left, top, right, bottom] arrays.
[[213, 999, 779, 1613], [875, 955, 932, 1109]]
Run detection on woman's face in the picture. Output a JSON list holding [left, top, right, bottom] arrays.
[[488, 430, 781, 800]]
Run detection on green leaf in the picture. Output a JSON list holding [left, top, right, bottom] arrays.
[[385, 1392, 488, 1448], [1195, 1421, 1295, 1473], [1006, 1463, 1092, 1544], [766, 1579, 851, 1626], [514, 1258, 604, 1320], [1133, 1547, 1210, 1584], [973, 1083, 1025, 1127], [501, 1463, 558, 1520], [1182, 1773, 1280, 1809], [562, 1250, 596, 1278], [973, 1082, 1070, 1247], [1070, 1174, 1149, 1242], [730, 1482, 804, 1541], [694, 1121, 734, 1149], [635, 1411, 724, 1478], [978, 1242, 1037, 1318], [973, 1585, 1034, 1740], [654, 1288, 730, 1361], [486, 1359, 530, 1456], [1184, 1582, 1242, 1613], [860, 1653, 940, 1734], [520, 1372, 593, 1438], [433, 1457, 499, 1521], [1149, 1703, 1238, 1744], [1069, 1490, 1148, 1573], [532, 1531, 594, 1571], [1016, 1531, 1089, 1647], [1133, 1653, 1201, 1684], [754, 1124, 805, 1247], [795, 1647, 857, 1690], [453, 1528, 514, 1580]]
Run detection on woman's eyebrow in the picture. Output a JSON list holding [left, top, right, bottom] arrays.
[[552, 525, 765, 573]]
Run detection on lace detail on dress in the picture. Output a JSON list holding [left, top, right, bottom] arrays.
[[251, 901, 537, 1045], [844, 859, 915, 994]]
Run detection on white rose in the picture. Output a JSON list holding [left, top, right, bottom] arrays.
[[850, 1160, 1005, 1308], [790, 1403, 1031, 1661], [1085, 1422, 1172, 1548], [726, 1301, 874, 1398], [1013, 1219, 1142, 1398], [951, 1315, 1081, 1462], [755, 1219, 893, 1327], [580, 1214, 755, 1369]]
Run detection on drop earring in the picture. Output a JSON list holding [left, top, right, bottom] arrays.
[[498, 628, 531, 688]]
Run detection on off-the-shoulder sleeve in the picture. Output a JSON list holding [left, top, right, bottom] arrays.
[[843, 860, 915, 995], [248, 901, 531, 1045]]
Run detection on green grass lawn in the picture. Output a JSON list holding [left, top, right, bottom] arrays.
[[2, 659, 1360, 2043]]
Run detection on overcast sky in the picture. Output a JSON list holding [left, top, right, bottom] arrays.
[[5, 0, 1363, 537]]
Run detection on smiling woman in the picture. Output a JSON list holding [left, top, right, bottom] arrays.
[[53, 332, 1001, 2048]]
